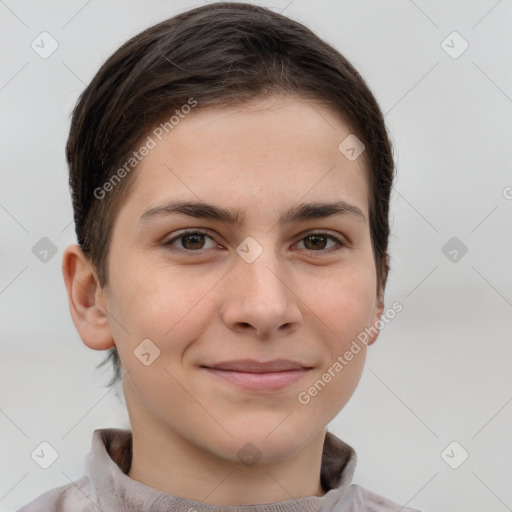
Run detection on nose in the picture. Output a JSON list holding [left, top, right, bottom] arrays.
[[221, 243, 303, 338]]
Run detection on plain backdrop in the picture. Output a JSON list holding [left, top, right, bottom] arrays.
[[1, 1, 511, 511]]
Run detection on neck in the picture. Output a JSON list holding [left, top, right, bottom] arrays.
[[128, 430, 326, 505], [125, 394, 326, 505]]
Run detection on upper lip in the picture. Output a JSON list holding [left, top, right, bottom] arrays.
[[203, 359, 311, 373]]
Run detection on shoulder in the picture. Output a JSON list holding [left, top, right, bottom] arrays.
[[16, 476, 94, 512], [344, 484, 423, 512]]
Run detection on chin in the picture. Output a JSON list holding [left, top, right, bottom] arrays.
[[218, 417, 320, 465]]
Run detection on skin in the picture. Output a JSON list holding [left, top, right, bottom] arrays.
[[62, 95, 384, 505]]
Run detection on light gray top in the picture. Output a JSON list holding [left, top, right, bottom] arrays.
[[17, 428, 422, 511]]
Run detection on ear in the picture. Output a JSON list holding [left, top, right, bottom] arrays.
[[366, 292, 385, 346], [62, 244, 114, 351]]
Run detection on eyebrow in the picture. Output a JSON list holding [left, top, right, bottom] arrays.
[[138, 199, 366, 226]]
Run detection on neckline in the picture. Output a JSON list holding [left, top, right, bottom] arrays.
[[85, 427, 357, 512]]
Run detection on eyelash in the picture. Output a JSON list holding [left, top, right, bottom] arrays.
[[162, 229, 346, 256]]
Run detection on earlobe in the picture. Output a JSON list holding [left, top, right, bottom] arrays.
[[62, 244, 115, 351], [367, 294, 385, 346]]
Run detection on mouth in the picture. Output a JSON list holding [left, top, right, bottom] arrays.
[[200, 359, 312, 392]]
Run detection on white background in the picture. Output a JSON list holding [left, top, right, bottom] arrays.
[[1, 1, 511, 511]]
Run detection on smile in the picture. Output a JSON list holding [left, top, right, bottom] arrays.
[[201, 359, 312, 391]]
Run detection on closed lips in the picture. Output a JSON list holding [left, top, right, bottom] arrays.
[[202, 360, 311, 373]]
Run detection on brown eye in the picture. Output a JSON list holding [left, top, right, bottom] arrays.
[[296, 232, 344, 252], [303, 234, 328, 250], [164, 231, 217, 252], [182, 234, 206, 250]]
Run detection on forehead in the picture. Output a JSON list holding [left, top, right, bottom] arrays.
[[123, 96, 369, 222]]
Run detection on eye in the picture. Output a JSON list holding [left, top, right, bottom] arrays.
[[295, 232, 345, 252], [163, 230, 217, 252]]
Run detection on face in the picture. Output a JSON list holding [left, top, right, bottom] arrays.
[[98, 95, 383, 464]]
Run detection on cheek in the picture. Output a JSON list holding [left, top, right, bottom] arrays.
[[309, 264, 377, 341], [291, 265, 376, 413], [296, 277, 373, 424], [108, 266, 212, 421], [107, 259, 219, 357]]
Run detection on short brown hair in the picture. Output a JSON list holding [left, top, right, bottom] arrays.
[[66, 2, 395, 387]]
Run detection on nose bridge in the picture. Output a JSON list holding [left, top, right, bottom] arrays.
[[222, 233, 302, 334], [236, 233, 286, 299]]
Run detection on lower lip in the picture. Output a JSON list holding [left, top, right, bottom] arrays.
[[203, 368, 310, 391]]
